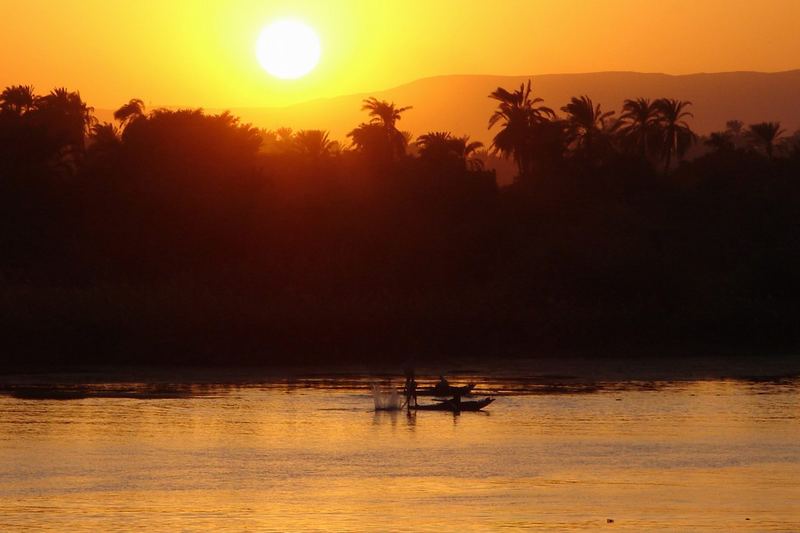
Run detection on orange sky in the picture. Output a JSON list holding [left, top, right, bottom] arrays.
[[2, 0, 799, 109]]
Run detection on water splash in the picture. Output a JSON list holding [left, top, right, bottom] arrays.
[[371, 382, 403, 411]]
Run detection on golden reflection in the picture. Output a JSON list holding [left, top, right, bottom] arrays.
[[0, 379, 798, 531]]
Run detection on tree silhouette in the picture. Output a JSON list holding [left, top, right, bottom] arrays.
[[721, 119, 747, 150], [114, 98, 146, 129], [747, 122, 785, 160], [275, 127, 296, 153], [488, 80, 555, 178], [293, 129, 338, 159], [0, 85, 36, 116], [416, 131, 455, 156], [726, 119, 744, 136], [705, 131, 735, 153], [121, 108, 262, 163], [38, 88, 95, 135], [358, 97, 412, 161], [362, 97, 411, 129], [784, 130, 800, 159], [34, 88, 95, 170], [416, 132, 484, 170], [456, 135, 485, 171], [89, 122, 120, 146], [4, 81, 800, 366], [347, 122, 390, 159], [86, 122, 122, 169], [275, 127, 294, 142], [618, 98, 659, 158], [654, 98, 696, 173], [561, 95, 615, 161]]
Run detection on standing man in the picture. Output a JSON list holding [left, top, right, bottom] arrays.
[[403, 367, 418, 408]]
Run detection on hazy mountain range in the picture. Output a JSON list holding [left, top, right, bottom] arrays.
[[98, 70, 800, 144]]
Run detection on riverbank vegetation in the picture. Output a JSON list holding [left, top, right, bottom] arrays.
[[1, 82, 799, 367]]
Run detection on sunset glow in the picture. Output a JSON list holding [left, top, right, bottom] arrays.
[[2, 0, 799, 109], [2, 1, 800, 531]]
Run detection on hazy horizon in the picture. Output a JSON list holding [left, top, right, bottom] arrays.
[[99, 67, 800, 112], [76, 69, 799, 151]]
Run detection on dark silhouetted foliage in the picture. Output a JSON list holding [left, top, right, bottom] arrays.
[[1, 82, 799, 368]]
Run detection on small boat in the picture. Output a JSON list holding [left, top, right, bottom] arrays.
[[417, 383, 476, 396], [413, 397, 494, 412]]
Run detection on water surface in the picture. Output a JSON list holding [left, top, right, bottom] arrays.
[[0, 370, 798, 531]]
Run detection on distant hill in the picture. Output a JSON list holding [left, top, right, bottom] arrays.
[[236, 70, 800, 144], [97, 70, 800, 145]]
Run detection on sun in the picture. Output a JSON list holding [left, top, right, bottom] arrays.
[[256, 19, 321, 80]]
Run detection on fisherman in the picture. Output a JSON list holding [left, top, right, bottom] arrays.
[[434, 375, 449, 394], [403, 367, 418, 407]]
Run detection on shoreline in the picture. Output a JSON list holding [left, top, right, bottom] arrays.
[[1, 352, 798, 386]]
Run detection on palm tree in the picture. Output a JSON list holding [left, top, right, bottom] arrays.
[[726, 120, 744, 136], [722, 119, 746, 150], [347, 122, 389, 156], [747, 122, 785, 160], [36, 88, 96, 162], [362, 97, 412, 129], [257, 128, 298, 154], [457, 135, 485, 170], [488, 80, 555, 177], [38, 87, 95, 129], [293, 129, 338, 158], [261, 127, 295, 154], [416, 132, 485, 170], [90, 122, 119, 143], [416, 131, 454, 155], [618, 98, 659, 158], [113, 98, 146, 128], [561, 95, 615, 161], [400, 130, 414, 151], [783, 130, 800, 159], [0, 85, 36, 115], [360, 97, 412, 160], [275, 127, 293, 141], [87, 122, 122, 164], [654, 98, 696, 173], [705, 131, 735, 152], [348, 98, 411, 162]]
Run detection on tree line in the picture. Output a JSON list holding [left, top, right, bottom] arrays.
[[1, 81, 799, 367]]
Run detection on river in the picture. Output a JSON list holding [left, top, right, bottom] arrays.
[[0, 363, 798, 531]]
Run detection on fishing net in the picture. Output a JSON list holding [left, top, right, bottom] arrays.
[[371, 383, 403, 410]]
